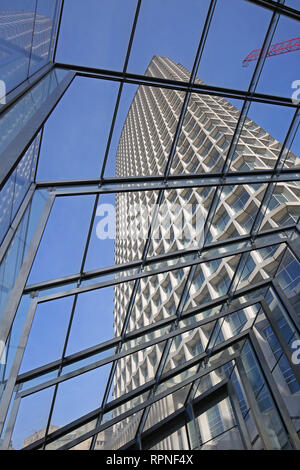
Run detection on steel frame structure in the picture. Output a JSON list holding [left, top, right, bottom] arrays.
[[0, 0, 300, 451]]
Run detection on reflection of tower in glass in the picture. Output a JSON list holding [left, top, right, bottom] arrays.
[[0, 9, 57, 95], [111, 56, 300, 450]]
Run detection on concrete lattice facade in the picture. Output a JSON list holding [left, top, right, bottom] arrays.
[[111, 56, 300, 450]]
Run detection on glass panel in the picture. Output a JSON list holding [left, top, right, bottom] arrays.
[[28, 194, 95, 283], [19, 295, 74, 374], [125, 267, 189, 333], [113, 341, 167, 400], [0, 131, 40, 245], [36, 77, 119, 181], [276, 247, 300, 310], [45, 419, 97, 450], [147, 188, 206, 258], [234, 245, 283, 292], [0, 68, 68, 158], [11, 386, 55, 449], [229, 102, 295, 172], [149, 424, 190, 450], [283, 125, 300, 169], [0, 295, 31, 404], [65, 285, 117, 355], [62, 349, 114, 376], [0, 171, 15, 243], [20, 369, 59, 392], [56, 0, 136, 71], [128, 0, 211, 80], [241, 341, 291, 449], [11, 132, 40, 220], [0, 0, 36, 95], [84, 190, 159, 271], [95, 410, 144, 450], [105, 84, 185, 178], [0, 190, 49, 323], [208, 183, 268, 244], [28, 0, 59, 76], [196, 0, 272, 90], [257, 182, 300, 232], [200, 426, 243, 450], [50, 363, 112, 430], [195, 397, 236, 449], [256, 14, 300, 97], [170, 94, 243, 175], [143, 384, 191, 432]]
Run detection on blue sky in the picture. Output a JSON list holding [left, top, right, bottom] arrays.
[[10, 0, 300, 448]]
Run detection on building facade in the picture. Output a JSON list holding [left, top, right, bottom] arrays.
[[0, 0, 299, 452], [111, 56, 300, 450]]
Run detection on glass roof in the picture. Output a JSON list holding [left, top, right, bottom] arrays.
[[0, 0, 300, 452]]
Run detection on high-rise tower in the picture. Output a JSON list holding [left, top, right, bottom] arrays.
[[112, 56, 300, 450]]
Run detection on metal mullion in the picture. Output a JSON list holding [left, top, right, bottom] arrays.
[[38, 346, 242, 451], [22, 224, 295, 294], [35, 167, 300, 190], [16, 297, 263, 392], [287, 235, 300, 265], [42, 171, 300, 193], [78, 194, 100, 278], [133, 263, 197, 441], [76, 5, 146, 442], [274, 108, 300, 173], [80, 2, 143, 367], [189, 0, 217, 83], [41, 293, 80, 449], [224, 0, 283, 175], [0, 184, 35, 264], [55, 62, 298, 108], [33, 126, 45, 184], [250, 108, 300, 238], [204, 245, 253, 353], [0, 192, 55, 349], [162, 0, 218, 177], [0, 299, 38, 441], [246, 0, 300, 20], [0, 63, 54, 118], [133, 379, 228, 451], [22, 240, 280, 304], [201, 1, 284, 244], [26, 0, 38, 80], [53, 0, 65, 63], [248, 2, 284, 97], [0, 384, 22, 451], [99, 0, 142, 181]]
